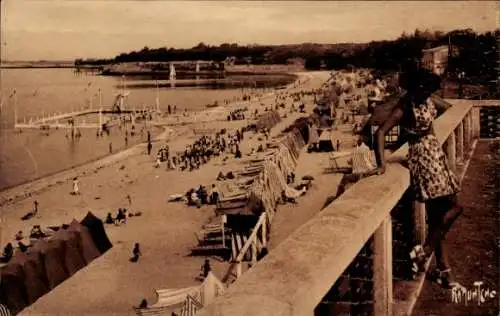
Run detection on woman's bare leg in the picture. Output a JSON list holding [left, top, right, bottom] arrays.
[[441, 196, 464, 234], [423, 202, 442, 256], [426, 196, 460, 282]]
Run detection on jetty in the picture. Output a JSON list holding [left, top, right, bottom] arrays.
[[12, 86, 151, 130], [14, 109, 149, 129]]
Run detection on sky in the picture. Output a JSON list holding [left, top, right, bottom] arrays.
[[2, 0, 498, 61]]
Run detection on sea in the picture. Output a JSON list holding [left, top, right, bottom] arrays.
[[0, 68, 294, 190]]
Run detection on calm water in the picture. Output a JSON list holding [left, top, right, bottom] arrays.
[[0, 68, 292, 190]]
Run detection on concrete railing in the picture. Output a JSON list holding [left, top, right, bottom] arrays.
[[197, 98, 486, 316]]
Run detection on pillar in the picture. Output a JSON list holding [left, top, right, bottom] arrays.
[[446, 132, 456, 171], [471, 106, 480, 139], [413, 201, 426, 246], [468, 111, 474, 144], [373, 215, 393, 316], [456, 122, 464, 161], [463, 112, 471, 151]]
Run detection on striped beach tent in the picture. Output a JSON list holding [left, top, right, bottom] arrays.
[[351, 143, 377, 175], [0, 304, 12, 316]]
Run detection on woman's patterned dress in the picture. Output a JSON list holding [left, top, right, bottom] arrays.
[[405, 97, 460, 202]]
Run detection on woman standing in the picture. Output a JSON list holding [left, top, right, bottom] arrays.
[[368, 67, 463, 289], [72, 177, 80, 195]]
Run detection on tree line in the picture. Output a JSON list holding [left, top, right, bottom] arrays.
[[306, 29, 497, 84], [76, 28, 497, 83]]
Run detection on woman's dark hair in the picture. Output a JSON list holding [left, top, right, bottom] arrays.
[[399, 67, 441, 95]]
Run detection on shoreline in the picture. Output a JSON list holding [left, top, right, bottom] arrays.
[[0, 125, 174, 208], [0, 72, 312, 207]]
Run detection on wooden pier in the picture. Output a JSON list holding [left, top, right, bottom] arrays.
[[14, 108, 150, 130]]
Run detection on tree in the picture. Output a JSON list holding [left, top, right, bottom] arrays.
[[304, 56, 322, 70]]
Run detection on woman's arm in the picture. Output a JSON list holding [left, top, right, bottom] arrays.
[[430, 93, 451, 116], [373, 102, 405, 172]]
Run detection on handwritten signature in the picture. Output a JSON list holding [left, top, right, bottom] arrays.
[[451, 281, 497, 306]]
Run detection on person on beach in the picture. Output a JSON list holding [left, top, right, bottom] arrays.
[[130, 243, 141, 262], [147, 141, 152, 155], [109, 142, 113, 154], [1, 243, 13, 263], [138, 299, 148, 309], [15, 230, 24, 241], [30, 225, 44, 239], [155, 154, 161, 168], [116, 208, 127, 225], [367, 67, 463, 289], [235, 145, 242, 159], [105, 212, 114, 224], [201, 259, 211, 278], [209, 184, 220, 205], [72, 177, 80, 195], [191, 190, 201, 208], [18, 241, 28, 253], [33, 200, 39, 214]]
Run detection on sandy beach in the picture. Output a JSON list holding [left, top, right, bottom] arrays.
[[0, 71, 354, 316]]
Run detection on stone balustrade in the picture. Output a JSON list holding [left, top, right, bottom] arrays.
[[197, 99, 498, 316]]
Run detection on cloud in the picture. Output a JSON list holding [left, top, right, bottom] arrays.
[[3, 0, 497, 60]]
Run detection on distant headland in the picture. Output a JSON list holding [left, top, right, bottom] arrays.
[[1, 60, 75, 69]]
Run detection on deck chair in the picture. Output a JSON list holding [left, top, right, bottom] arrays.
[[328, 145, 376, 175], [350, 145, 377, 175], [328, 150, 353, 173]]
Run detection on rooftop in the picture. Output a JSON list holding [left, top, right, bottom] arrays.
[[422, 45, 449, 53]]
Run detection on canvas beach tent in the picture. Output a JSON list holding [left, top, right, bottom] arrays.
[[8, 251, 48, 305], [80, 212, 113, 254], [30, 239, 69, 289], [0, 262, 28, 314], [67, 219, 101, 264], [53, 229, 86, 276], [134, 271, 225, 316]]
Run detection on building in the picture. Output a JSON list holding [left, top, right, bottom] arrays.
[[421, 45, 449, 75]]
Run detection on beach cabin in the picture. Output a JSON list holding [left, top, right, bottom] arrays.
[[421, 45, 449, 76]]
